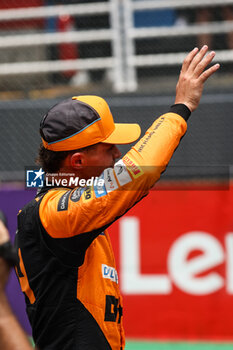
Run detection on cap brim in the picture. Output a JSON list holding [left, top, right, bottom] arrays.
[[102, 123, 141, 145]]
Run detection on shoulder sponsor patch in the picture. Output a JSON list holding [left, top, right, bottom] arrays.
[[114, 159, 132, 186], [102, 264, 118, 284], [57, 190, 71, 211], [82, 186, 93, 202], [123, 155, 143, 179], [104, 168, 118, 193], [70, 187, 84, 202], [94, 173, 107, 198]]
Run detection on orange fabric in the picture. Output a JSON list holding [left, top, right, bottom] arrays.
[[73, 96, 114, 133], [16, 249, 36, 304], [101, 123, 141, 145], [74, 96, 141, 144], [76, 230, 124, 350]]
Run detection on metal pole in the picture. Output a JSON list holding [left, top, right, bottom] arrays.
[[109, 0, 126, 92], [123, 0, 138, 91]]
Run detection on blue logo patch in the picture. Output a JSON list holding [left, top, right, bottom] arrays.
[[102, 264, 118, 284], [26, 168, 45, 188], [94, 173, 107, 198]]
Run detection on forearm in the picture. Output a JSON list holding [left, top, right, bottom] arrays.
[[130, 105, 189, 167], [0, 291, 32, 350]]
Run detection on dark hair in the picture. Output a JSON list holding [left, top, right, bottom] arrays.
[[36, 143, 97, 173]]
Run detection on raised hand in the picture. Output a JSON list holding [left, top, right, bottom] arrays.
[[175, 45, 220, 112]]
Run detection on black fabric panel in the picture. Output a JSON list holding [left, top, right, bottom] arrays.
[[39, 220, 95, 268], [28, 280, 112, 349], [74, 299, 112, 350]]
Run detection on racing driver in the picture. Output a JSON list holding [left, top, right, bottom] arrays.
[[15, 46, 219, 350]]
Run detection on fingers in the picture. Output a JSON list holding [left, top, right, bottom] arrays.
[[199, 63, 220, 83], [181, 45, 220, 81], [193, 49, 216, 77], [176, 46, 220, 112], [188, 45, 209, 73], [181, 47, 199, 73]]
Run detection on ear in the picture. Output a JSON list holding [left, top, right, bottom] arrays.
[[70, 152, 84, 170]]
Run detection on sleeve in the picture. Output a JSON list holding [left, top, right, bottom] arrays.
[[39, 109, 188, 244]]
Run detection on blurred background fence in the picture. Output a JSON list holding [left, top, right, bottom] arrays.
[[1, 0, 233, 92]]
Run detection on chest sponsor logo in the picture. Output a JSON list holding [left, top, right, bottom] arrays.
[[114, 159, 132, 186], [57, 190, 71, 211], [104, 168, 118, 193], [94, 173, 107, 198], [102, 264, 118, 284], [70, 188, 84, 202], [123, 155, 143, 178]]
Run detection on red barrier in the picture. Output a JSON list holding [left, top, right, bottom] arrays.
[[0, 1, 44, 29], [58, 14, 79, 78], [109, 184, 233, 341]]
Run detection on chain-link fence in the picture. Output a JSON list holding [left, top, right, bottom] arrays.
[[0, 0, 233, 183], [0, 93, 232, 183]]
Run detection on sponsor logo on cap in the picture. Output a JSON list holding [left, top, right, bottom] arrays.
[[114, 159, 132, 186], [104, 168, 119, 192], [123, 155, 143, 178]]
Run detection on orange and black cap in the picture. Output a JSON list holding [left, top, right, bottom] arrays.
[[40, 95, 141, 151]]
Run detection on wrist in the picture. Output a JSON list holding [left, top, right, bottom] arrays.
[[169, 104, 191, 121]]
